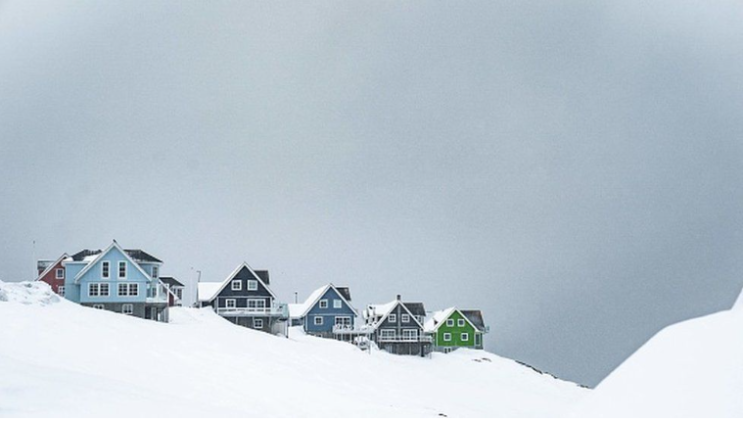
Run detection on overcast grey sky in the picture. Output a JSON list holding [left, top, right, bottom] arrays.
[[1, 1, 742, 387]]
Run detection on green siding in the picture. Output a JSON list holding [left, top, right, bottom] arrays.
[[434, 310, 479, 348]]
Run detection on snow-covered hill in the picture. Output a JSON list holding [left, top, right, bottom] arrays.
[[574, 288, 743, 417], [0, 281, 586, 417]]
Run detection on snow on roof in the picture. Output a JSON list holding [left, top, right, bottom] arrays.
[[365, 299, 398, 320], [289, 284, 357, 319], [197, 282, 222, 302], [424, 307, 455, 331]]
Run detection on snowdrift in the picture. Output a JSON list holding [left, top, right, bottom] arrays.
[[574, 288, 743, 417], [0, 281, 586, 417]]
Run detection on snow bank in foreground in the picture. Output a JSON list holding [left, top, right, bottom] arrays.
[[574, 287, 743, 417], [0, 281, 586, 417]]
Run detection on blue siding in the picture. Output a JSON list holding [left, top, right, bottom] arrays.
[[304, 288, 355, 333], [76, 247, 152, 304]]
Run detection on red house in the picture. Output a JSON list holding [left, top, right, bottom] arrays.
[[36, 253, 71, 296]]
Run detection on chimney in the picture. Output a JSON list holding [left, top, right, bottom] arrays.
[[396, 294, 401, 301]]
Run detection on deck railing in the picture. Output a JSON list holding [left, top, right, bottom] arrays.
[[216, 303, 288, 318]]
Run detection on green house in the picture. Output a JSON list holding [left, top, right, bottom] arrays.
[[424, 307, 488, 353]]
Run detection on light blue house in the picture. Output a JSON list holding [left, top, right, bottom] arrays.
[[63, 240, 171, 321], [289, 284, 357, 339]]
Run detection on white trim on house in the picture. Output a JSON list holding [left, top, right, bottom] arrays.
[[55, 268, 64, 279], [118, 261, 127, 280], [425, 307, 482, 334], [314, 316, 323, 325], [443, 332, 452, 342], [388, 313, 397, 323], [402, 314, 410, 323], [247, 280, 258, 291], [117, 283, 139, 297], [231, 280, 242, 291], [122, 304, 134, 315], [319, 299, 328, 309], [461, 332, 469, 342], [34, 253, 70, 283], [447, 319, 454, 327], [333, 299, 341, 309], [291, 284, 357, 319], [225, 298, 236, 308], [101, 261, 110, 279], [88, 282, 110, 297], [253, 319, 264, 329], [93, 304, 104, 310], [57, 285, 65, 295], [74, 241, 153, 283], [458, 319, 465, 327], [200, 262, 277, 302], [370, 300, 425, 330]]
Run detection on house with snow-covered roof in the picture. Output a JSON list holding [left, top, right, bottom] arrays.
[[61, 240, 171, 321], [424, 307, 488, 353], [35, 253, 71, 297], [197, 262, 289, 336], [363, 295, 432, 357], [159, 276, 185, 307], [288, 284, 357, 340]]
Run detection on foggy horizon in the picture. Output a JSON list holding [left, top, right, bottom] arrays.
[[1, 0, 742, 387]]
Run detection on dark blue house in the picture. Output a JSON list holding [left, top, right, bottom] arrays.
[[197, 262, 289, 335], [289, 284, 357, 339]]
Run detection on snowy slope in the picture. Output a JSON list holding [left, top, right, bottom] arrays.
[[574, 288, 743, 417], [0, 281, 586, 417]]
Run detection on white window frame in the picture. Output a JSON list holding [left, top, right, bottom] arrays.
[[443, 332, 452, 342], [402, 329, 417, 341], [447, 319, 454, 327], [101, 261, 110, 279], [118, 261, 127, 279], [401, 314, 410, 323], [461, 332, 469, 342], [247, 280, 258, 291], [379, 329, 395, 340], [333, 299, 342, 309], [388, 313, 396, 323], [334, 316, 351, 327], [93, 304, 104, 310], [319, 299, 328, 309], [458, 319, 465, 327], [89, 283, 100, 296], [314, 316, 323, 325], [225, 298, 236, 308], [247, 298, 265, 309], [57, 286, 65, 295], [118, 283, 138, 297], [122, 304, 134, 315], [152, 266, 159, 279], [231, 280, 242, 291], [253, 319, 264, 329], [55, 268, 64, 279], [100, 283, 109, 296]]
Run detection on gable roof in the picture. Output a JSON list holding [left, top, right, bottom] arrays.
[[35, 253, 70, 282], [289, 284, 357, 319], [336, 287, 352, 302], [124, 249, 162, 263], [424, 307, 484, 333], [460, 310, 486, 332], [197, 261, 276, 303], [159, 277, 183, 288], [365, 298, 425, 330], [73, 241, 153, 283], [403, 302, 426, 317]]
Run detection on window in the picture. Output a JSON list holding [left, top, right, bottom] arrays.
[[118, 283, 138, 297], [458, 319, 465, 327], [57, 286, 65, 295], [89, 283, 110, 296], [55, 268, 64, 279], [335, 316, 351, 327], [152, 266, 159, 279], [225, 299, 236, 308], [333, 299, 342, 309], [118, 261, 127, 279], [231, 280, 242, 291], [101, 261, 110, 279], [401, 314, 410, 323], [93, 304, 104, 310], [379, 329, 395, 340], [443, 333, 452, 342], [122, 304, 134, 315], [247, 280, 258, 291], [319, 299, 328, 309], [388, 314, 396, 323], [461, 333, 469, 342], [446, 319, 454, 327], [314, 316, 323, 325], [402, 329, 417, 341], [475, 333, 481, 346], [253, 319, 264, 329], [247, 299, 265, 309]]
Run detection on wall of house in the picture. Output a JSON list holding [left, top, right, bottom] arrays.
[[63, 262, 85, 302], [304, 288, 355, 333], [38, 261, 66, 295], [77, 247, 150, 304], [434, 310, 478, 349], [376, 303, 423, 337], [213, 267, 273, 308]]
